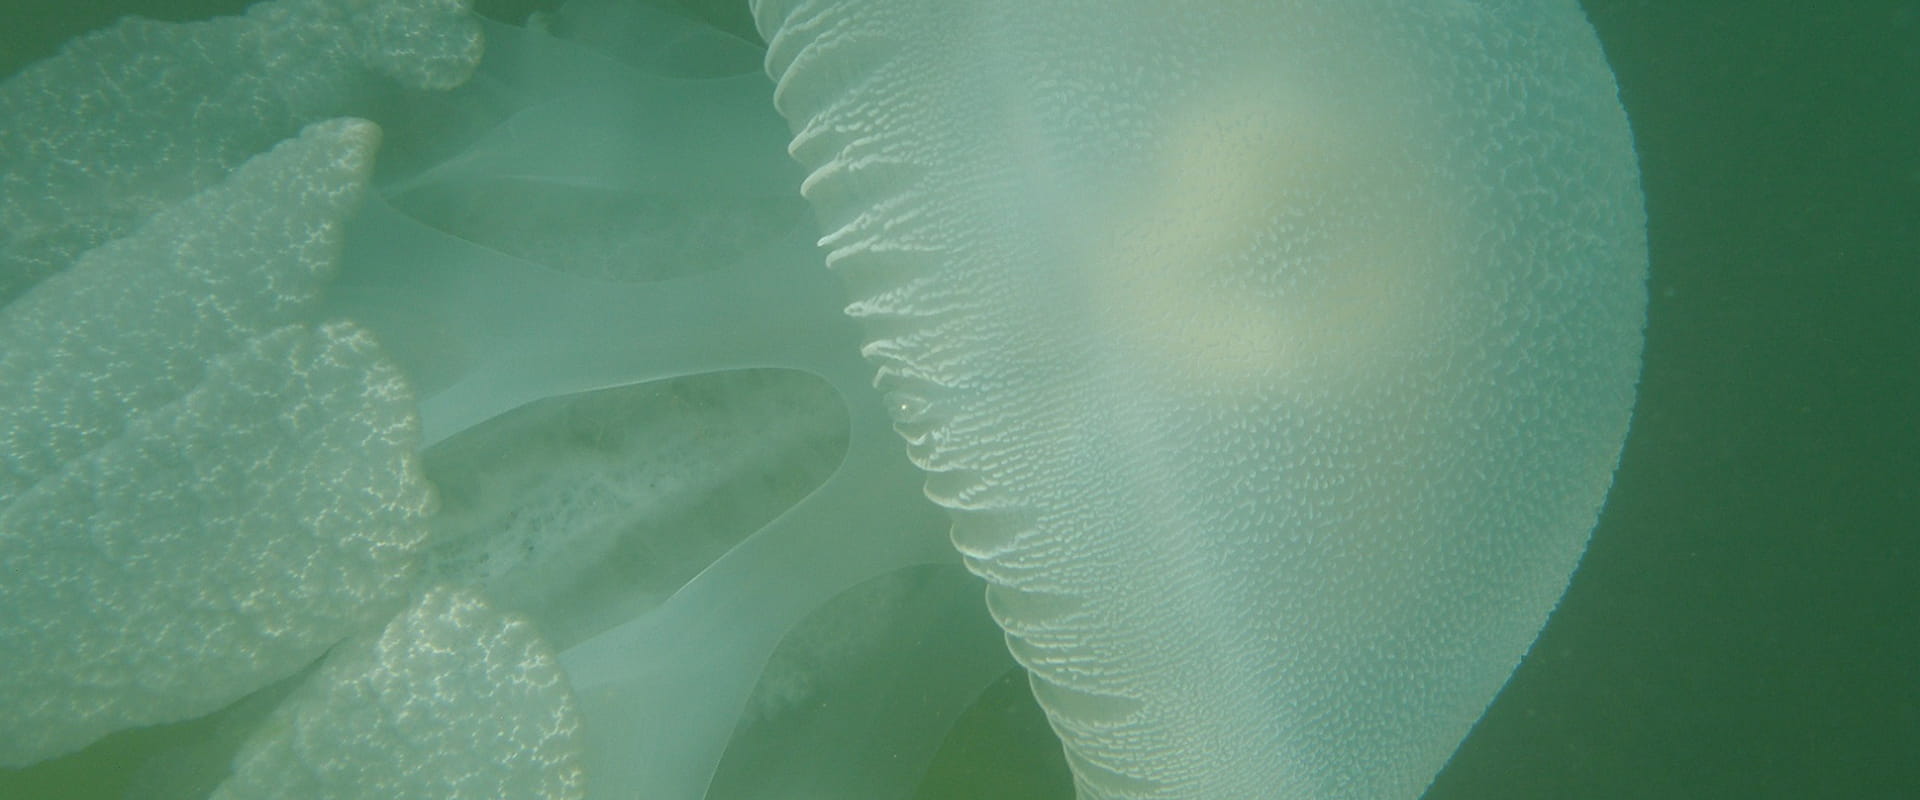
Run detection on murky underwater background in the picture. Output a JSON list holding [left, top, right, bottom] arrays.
[[2, 0, 1914, 798]]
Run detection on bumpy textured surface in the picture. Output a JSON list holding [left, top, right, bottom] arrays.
[[754, 1, 1646, 798], [0, 0, 482, 303], [0, 119, 432, 767], [211, 587, 586, 800]]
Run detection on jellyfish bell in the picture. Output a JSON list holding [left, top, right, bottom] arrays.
[[753, 0, 1646, 797]]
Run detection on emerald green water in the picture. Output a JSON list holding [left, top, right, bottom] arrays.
[[2, 1, 1913, 798], [1432, 4, 1920, 798]]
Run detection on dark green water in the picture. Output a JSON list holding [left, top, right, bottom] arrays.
[[1432, 4, 1920, 798], [2, 1, 1914, 798]]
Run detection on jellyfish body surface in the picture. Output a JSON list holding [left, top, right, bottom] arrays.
[[0, 1, 1643, 799]]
